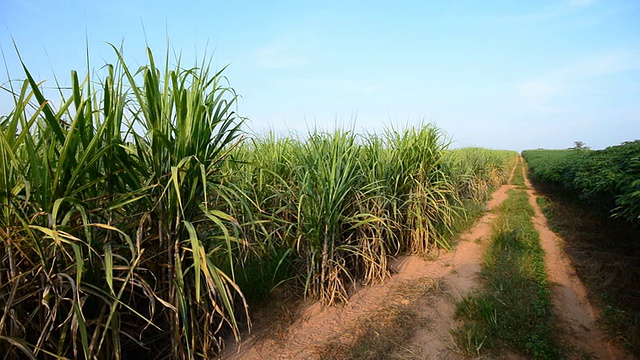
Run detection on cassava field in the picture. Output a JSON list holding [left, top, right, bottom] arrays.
[[1, 47, 638, 359]]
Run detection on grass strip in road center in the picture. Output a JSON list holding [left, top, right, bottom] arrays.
[[454, 189, 562, 359]]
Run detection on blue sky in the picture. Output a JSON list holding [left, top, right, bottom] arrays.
[[1, 0, 639, 150]]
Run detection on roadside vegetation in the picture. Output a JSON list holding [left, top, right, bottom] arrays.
[[0, 44, 517, 358], [454, 189, 562, 359], [443, 148, 515, 232], [222, 134, 516, 307]]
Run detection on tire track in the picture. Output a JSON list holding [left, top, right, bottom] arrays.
[[525, 175, 633, 359]]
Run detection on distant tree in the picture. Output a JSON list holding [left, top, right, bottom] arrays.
[[573, 141, 590, 150]]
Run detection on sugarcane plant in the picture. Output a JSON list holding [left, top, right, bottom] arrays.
[[0, 44, 247, 359]]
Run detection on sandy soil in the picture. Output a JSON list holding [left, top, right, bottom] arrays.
[[222, 158, 633, 359]]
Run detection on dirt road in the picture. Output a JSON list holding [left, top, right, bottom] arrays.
[[222, 163, 632, 359]]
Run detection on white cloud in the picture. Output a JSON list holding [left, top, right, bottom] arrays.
[[490, 10, 561, 24], [518, 50, 640, 106], [255, 38, 311, 69], [14, 0, 45, 18], [519, 80, 564, 103], [279, 77, 386, 94], [488, 0, 597, 24], [362, 85, 386, 93], [571, 51, 640, 77], [569, 0, 595, 7]]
